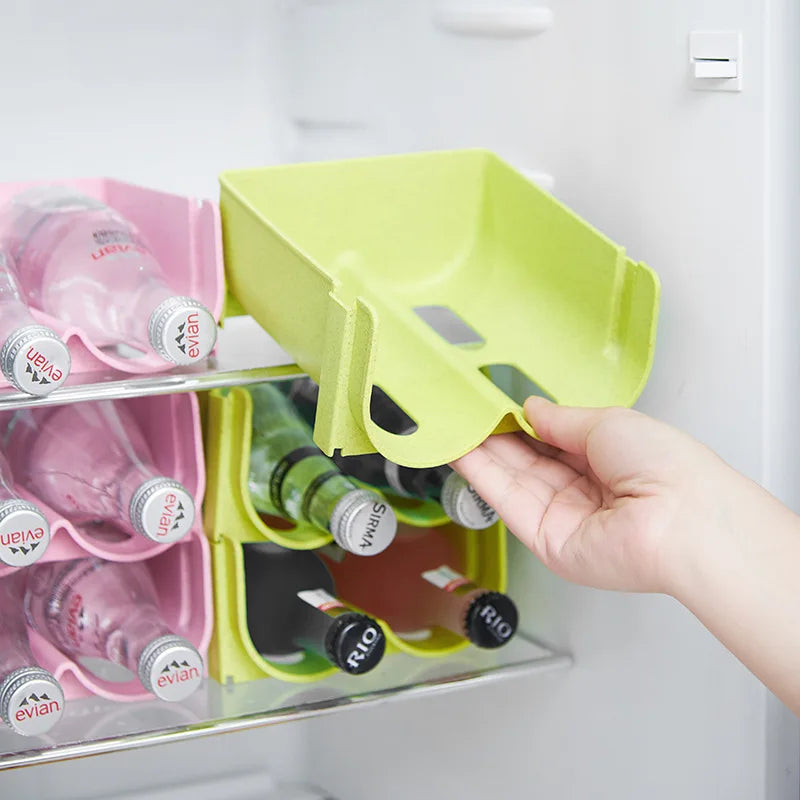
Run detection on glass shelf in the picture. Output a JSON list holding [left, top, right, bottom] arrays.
[[0, 316, 302, 411], [0, 634, 569, 770]]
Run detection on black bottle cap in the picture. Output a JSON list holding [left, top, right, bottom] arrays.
[[464, 591, 519, 649], [325, 612, 386, 675]]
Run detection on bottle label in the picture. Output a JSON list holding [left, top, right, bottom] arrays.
[[297, 589, 345, 613], [269, 446, 321, 513], [422, 565, 471, 592]]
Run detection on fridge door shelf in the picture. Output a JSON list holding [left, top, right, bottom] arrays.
[[0, 633, 569, 770], [0, 315, 301, 411]]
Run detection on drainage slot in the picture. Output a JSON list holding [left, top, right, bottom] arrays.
[[414, 305, 485, 347], [480, 364, 554, 405]]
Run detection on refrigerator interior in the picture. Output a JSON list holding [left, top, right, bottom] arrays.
[[1, 1, 800, 798]]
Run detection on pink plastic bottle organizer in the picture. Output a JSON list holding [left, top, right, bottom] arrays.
[[0, 177, 223, 387], [25, 530, 211, 703], [0, 392, 205, 579]]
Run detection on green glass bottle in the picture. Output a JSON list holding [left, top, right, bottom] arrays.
[[246, 382, 397, 556]]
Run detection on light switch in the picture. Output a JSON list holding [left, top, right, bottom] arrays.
[[689, 30, 742, 91]]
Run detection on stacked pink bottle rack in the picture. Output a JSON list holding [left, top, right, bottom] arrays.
[[2, 393, 213, 703], [0, 177, 224, 384]]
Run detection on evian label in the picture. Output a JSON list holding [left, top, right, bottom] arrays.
[[3, 326, 71, 397], [2, 670, 65, 737], [134, 481, 195, 544], [297, 588, 344, 613], [0, 502, 50, 567], [422, 565, 471, 593], [144, 640, 204, 703], [154, 300, 217, 365]]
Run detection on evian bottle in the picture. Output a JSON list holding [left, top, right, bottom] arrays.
[[24, 558, 204, 702], [246, 383, 397, 556], [3, 186, 216, 365], [0, 247, 70, 396], [3, 400, 195, 544], [287, 378, 498, 529], [0, 573, 64, 736], [0, 450, 50, 567]]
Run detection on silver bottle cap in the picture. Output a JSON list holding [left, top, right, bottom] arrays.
[[138, 635, 203, 702], [129, 477, 195, 544], [0, 499, 50, 567], [0, 666, 64, 736], [329, 489, 396, 556], [0, 325, 71, 396], [148, 296, 217, 365], [440, 472, 499, 530]]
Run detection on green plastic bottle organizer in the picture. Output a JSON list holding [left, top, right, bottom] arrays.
[[219, 149, 660, 469], [208, 520, 507, 685], [202, 383, 452, 545]]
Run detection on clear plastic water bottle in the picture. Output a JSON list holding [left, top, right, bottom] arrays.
[[0, 247, 70, 395], [3, 186, 217, 365], [3, 400, 195, 544], [0, 450, 49, 568], [25, 558, 204, 702], [0, 572, 64, 736]]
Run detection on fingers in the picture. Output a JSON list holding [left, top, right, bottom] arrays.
[[481, 433, 579, 492], [524, 396, 613, 456]]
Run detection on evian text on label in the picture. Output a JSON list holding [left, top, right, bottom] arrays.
[[0, 527, 44, 547], [15, 697, 61, 722], [157, 494, 186, 538], [359, 502, 388, 550], [157, 664, 200, 689], [345, 626, 380, 670], [26, 347, 63, 383]]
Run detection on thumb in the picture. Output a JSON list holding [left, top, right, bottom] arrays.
[[523, 396, 610, 456]]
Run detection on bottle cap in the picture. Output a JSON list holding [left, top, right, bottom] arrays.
[[148, 296, 217, 365], [329, 489, 397, 556], [138, 634, 204, 702], [439, 472, 498, 530], [0, 666, 64, 736], [0, 325, 71, 396], [325, 612, 386, 675], [130, 477, 195, 544], [0, 499, 50, 567], [464, 591, 519, 649]]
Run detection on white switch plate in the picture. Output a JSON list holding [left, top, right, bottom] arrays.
[[689, 30, 742, 92]]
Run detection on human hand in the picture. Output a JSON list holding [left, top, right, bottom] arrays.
[[451, 396, 752, 595]]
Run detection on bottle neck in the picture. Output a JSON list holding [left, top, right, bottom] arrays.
[[0, 452, 17, 505], [107, 610, 173, 673], [292, 593, 349, 662]]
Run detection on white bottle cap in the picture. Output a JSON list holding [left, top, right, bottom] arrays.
[[0, 325, 71, 396], [148, 296, 217, 365], [0, 666, 65, 736], [129, 478, 195, 544], [0, 499, 50, 567], [439, 472, 499, 530], [138, 635, 204, 702], [329, 489, 397, 556]]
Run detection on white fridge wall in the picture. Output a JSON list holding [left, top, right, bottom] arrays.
[[1, 1, 798, 798]]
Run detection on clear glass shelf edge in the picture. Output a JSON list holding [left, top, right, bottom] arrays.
[[0, 316, 302, 410], [0, 634, 570, 770]]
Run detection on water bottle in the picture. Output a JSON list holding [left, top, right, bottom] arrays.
[[3, 186, 216, 365], [25, 558, 203, 702], [0, 572, 64, 735], [3, 400, 195, 544], [0, 450, 49, 568], [0, 247, 70, 395]]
